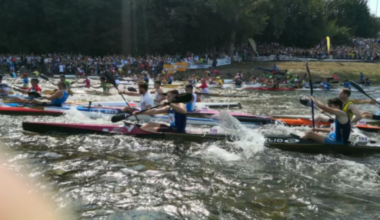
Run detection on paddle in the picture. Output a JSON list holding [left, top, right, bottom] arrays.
[[104, 71, 140, 122], [299, 97, 332, 119], [305, 62, 315, 128], [111, 93, 193, 123], [350, 80, 380, 105]]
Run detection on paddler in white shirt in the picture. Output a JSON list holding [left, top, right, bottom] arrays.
[[150, 80, 166, 104], [119, 82, 154, 113]]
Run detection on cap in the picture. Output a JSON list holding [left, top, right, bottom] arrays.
[[216, 76, 220, 79]]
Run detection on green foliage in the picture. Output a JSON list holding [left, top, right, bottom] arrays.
[[0, 0, 378, 55]]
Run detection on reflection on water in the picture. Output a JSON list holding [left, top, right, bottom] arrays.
[[1, 89, 380, 219]]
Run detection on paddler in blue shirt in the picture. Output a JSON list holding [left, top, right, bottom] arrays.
[[302, 97, 351, 144], [343, 80, 351, 90], [30, 82, 69, 106], [185, 84, 201, 112], [135, 90, 187, 133]]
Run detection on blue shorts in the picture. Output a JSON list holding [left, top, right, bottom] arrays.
[[325, 136, 344, 145]]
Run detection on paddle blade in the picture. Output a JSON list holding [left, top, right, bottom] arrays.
[[127, 87, 137, 92], [40, 74, 50, 81], [28, 92, 42, 98], [104, 71, 117, 88], [111, 113, 129, 123], [349, 80, 366, 94], [172, 93, 193, 103]]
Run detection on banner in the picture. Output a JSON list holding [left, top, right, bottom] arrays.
[[175, 62, 188, 72], [326, 36, 330, 55], [248, 38, 259, 57], [163, 64, 175, 74]]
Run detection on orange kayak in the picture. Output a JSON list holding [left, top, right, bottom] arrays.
[[276, 118, 331, 127]]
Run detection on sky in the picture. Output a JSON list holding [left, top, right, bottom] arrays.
[[368, 0, 380, 17]]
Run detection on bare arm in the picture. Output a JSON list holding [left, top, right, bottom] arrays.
[[170, 103, 187, 114], [311, 97, 347, 120], [352, 99, 372, 104], [120, 91, 140, 96], [137, 106, 169, 115], [348, 104, 362, 124], [45, 90, 63, 100]]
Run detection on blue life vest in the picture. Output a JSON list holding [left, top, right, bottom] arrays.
[[329, 114, 351, 144], [343, 82, 351, 89], [186, 93, 197, 112], [51, 90, 69, 105], [144, 77, 149, 84], [323, 82, 330, 90], [168, 107, 187, 133]]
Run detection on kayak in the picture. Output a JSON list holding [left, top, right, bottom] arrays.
[[244, 87, 295, 91], [0, 106, 63, 116], [66, 101, 243, 109], [266, 135, 380, 155], [295, 88, 375, 92], [3, 103, 267, 127], [195, 93, 248, 98], [22, 122, 380, 155], [274, 115, 380, 132]]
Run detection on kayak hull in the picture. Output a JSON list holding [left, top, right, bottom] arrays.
[[22, 122, 230, 143], [0, 107, 63, 116], [267, 136, 380, 155], [23, 122, 380, 155]]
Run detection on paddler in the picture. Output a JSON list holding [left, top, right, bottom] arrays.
[[91, 76, 111, 93], [197, 78, 209, 94], [167, 74, 173, 85], [21, 73, 29, 89], [119, 82, 154, 112], [56, 74, 71, 92], [320, 78, 330, 90], [234, 73, 243, 87], [353, 98, 380, 120], [185, 84, 201, 111], [360, 72, 365, 84], [285, 70, 291, 83], [143, 73, 149, 84], [150, 81, 166, 104], [343, 80, 351, 89], [135, 90, 187, 133], [317, 89, 362, 124], [365, 77, 371, 86], [339, 89, 362, 124], [302, 97, 351, 144], [30, 82, 69, 106], [80, 75, 91, 88], [215, 76, 223, 85], [10, 78, 42, 102]]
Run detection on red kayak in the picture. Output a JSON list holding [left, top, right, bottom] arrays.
[[0, 106, 63, 116], [244, 87, 295, 91]]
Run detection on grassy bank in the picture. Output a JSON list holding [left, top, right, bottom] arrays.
[[191, 61, 380, 83]]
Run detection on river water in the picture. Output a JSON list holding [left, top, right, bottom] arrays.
[[1, 87, 380, 220]]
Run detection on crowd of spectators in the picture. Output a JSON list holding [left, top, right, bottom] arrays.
[[1, 38, 380, 76], [234, 38, 380, 61]]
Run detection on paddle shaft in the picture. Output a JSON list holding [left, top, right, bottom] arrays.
[[306, 62, 315, 128], [349, 80, 380, 105], [104, 71, 140, 122]]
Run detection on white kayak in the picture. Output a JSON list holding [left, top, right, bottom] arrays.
[[67, 101, 242, 109], [43, 106, 257, 128]]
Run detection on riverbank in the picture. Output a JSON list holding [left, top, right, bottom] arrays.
[[190, 61, 380, 83]]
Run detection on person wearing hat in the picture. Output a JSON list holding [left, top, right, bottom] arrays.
[[21, 73, 29, 89], [215, 76, 223, 86], [55, 74, 71, 92], [91, 76, 111, 93], [197, 78, 209, 94]]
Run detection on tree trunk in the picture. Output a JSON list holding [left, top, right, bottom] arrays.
[[228, 13, 240, 58], [228, 30, 236, 58]]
